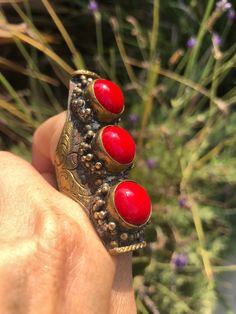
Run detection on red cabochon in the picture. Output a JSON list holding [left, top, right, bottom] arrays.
[[114, 181, 152, 225], [101, 126, 135, 164], [93, 79, 124, 114]]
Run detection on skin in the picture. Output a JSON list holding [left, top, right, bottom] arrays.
[[0, 112, 136, 314]]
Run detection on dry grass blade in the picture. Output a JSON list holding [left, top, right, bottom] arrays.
[[41, 0, 85, 69], [0, 120, 30, 145], [213, 265, 236, 273], [0, 57, 58, 85], [110, 17, 140, 90], [0, 20, 27, 44], [11, 31, 74, 74], [149, 0, 159, 59], [126, 57, 228, 113], [195, 136, 236, 168], [0, 0, 22, 3], [159, 68, 228, 113], [139, 60, 160, 150], [156, 283, 195, 314], [0, 18, 56, 44], [0, 98, 35, 127]]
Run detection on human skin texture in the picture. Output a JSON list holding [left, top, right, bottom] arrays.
[[0, 112, 136, 314]]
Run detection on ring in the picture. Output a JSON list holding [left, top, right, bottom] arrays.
[[54, 70, 152, 255]]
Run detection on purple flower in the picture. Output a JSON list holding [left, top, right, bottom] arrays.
[[146, 159, 157, 169], [186, 37, 196, 49], [171, 253, 188, 270], [216, 0, 232, 12], [178, 196, 189, 209], [213, 34, 222, 46], [128, 113, 139, 125], [227, 9, 236, 20], [88, 0, 98, 12]]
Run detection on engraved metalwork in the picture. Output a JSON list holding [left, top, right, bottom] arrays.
[[55, 70, 150, 254]]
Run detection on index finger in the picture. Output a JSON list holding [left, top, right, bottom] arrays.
[[32, 112, 66, 185]]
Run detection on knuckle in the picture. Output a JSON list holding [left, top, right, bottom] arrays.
[[0, 151, 17, 164], [0, 152, 38, 197], [0, 151, 29, 176], [61, 216, 82, 245], [0, 152, 23, 189], [38, 209, 83, 258], [0, 239, 37, 275]]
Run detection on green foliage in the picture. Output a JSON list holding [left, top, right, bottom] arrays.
[[1, 0, 236, 312]]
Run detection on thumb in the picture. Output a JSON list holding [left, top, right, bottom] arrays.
[[32, 112, 66, 186]]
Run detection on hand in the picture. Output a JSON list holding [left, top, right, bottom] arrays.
[[0, 112, 136, 314]]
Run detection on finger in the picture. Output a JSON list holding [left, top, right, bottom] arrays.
[[32, 113, 136, 311], [32, 112, 66, 183], [110, 253, 136, 314]]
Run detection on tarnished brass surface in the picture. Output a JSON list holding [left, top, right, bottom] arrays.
[[55, 120, 92, 212], [54, 70, 151, 254]]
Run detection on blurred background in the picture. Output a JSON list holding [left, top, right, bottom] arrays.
[[1, 0, 236, 313]]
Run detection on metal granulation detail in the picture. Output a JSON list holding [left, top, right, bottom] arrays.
[[55, 70, 152, 254]]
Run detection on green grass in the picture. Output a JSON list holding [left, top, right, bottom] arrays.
[[1, 1, 236, 313]]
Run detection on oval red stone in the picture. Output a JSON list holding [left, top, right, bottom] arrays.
[[114, 181, 152, 225], [101, 126, 136, 164], [93, 79, 124, 114]]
